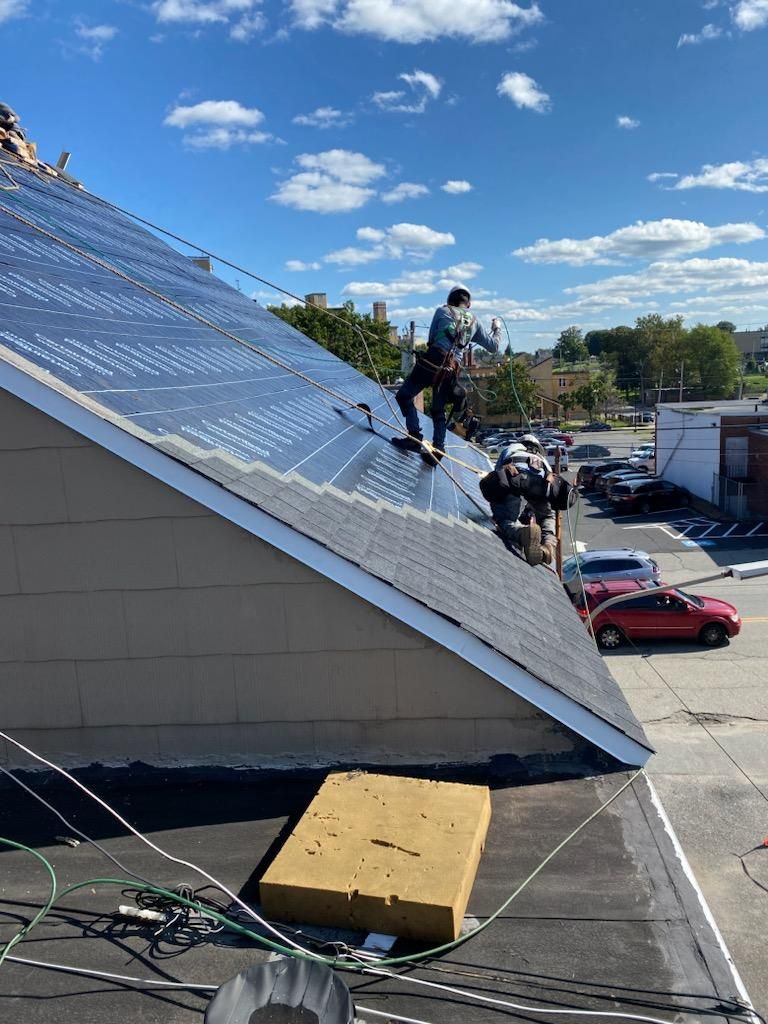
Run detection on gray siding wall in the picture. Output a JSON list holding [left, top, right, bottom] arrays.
[[0, 390, 579, 768]]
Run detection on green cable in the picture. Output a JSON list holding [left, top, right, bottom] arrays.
[[496, 316, 532, 432], [0, 769, 641, 973], [0, 837, 58, 967]]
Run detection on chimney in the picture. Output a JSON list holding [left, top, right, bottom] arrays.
[[191, 256, 213, 273], [305, 292, 328, 309], [373, 301, 387, 323]]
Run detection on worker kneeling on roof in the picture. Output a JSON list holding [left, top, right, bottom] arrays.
[[391, 287, 500, 467], [480, 436, 572, 568]]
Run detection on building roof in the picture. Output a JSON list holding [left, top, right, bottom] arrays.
[[0, 766, 751, 1024], [658, 400, 767, 417], [0, 163, 650, 764]]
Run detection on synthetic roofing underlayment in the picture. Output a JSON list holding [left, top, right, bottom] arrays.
[[0, 164, 650, 764]]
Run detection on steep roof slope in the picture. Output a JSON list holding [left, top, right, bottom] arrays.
[[0, 164, 651, 763]]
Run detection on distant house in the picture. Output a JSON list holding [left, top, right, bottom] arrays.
[[657, 399, 768, 518], [732, 329, 768, 363], [0, 163, 651, 772], [529, 356, 595, 419]]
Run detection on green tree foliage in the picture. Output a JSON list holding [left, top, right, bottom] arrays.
[[571, 373, 611, 419], [684, 324, 740, 399], [486, 360, 538, 418], [553, 326, 589, 365], [267, 300, 401, 381], [716, 320, 737, 334]]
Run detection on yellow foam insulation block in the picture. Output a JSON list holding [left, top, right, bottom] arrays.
[[259, 772, 491, 943]]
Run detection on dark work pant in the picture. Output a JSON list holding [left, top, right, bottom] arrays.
[[491, 492, 556, 557], [395, 351, 456, 452]]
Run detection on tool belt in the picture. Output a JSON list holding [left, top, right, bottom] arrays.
[[418, 345, 461, 388]]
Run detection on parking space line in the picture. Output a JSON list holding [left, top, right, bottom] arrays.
[[747, 522, 765, 536], [721, 523, 738, 537]]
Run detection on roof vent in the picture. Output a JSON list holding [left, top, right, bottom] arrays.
[[204, 960, 353, 1024]]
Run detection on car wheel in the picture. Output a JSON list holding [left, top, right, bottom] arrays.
[[640, 500, 651, 514], [596, 624, 624, 650], [699, 622, 728, 647]]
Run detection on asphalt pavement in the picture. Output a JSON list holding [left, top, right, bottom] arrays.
[[563, 428, 768, 1017]]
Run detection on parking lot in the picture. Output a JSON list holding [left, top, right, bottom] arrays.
[[565, 429, 768, 1015]]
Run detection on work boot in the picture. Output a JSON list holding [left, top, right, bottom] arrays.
[[420, 448, 444, 468], [390, 434, 423, 453], [520, 522, 543, 566], [541, 543, 555, 566]]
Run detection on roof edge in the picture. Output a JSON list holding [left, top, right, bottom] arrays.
[[0, 359, 652, 767]]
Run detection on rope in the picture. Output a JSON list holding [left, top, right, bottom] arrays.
[[0, 197, 493, 521]]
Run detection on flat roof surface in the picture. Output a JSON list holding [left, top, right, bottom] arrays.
[[0, 767, 751, 1024]]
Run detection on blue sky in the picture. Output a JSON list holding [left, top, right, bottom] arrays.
[[2, 0, 768, 350]]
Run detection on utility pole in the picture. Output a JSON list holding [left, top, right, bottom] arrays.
[[656, 368, 664, 405], [678, 360, 684, 403]]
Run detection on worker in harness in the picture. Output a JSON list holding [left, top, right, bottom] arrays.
[[479, 435, 572, 567], [390, 287, 500, 466]]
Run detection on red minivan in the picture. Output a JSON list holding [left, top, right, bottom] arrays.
[[575, 579, 741, 650]]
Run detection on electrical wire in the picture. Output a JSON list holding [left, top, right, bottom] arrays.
[[0, 837, 57, 968], [0, 764, 154, 885]]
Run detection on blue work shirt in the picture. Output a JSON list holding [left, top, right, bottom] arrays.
[[427, 305, 500, 356]]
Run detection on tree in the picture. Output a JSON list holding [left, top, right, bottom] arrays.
[[486, 360, 537, 419], [684, 324, 740, 399], [572, 373, 610, 419], [553, 326, 589, 365], [716, 321, 737, 334], [267, 300, 401, 381]]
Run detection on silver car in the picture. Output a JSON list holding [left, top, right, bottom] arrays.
[[562, 548, 661, 597]]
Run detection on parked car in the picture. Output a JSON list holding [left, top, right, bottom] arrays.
[[570, 444, 611, 461], [596, 468, 651, 494], [629, 444, 654, 459], [562, 548, 660, 597], [605, 473, 657, 497], [580, 422, 613, 432], [576, 459, 632, 491], [591, 461, 637, 489], [629, 453, 656, 472], [574, 578, 741, 650], [610, 478, 688, 515], [549, 431, 574, 446]]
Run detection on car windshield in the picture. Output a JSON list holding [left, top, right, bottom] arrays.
[[675, 589, 704, 608]]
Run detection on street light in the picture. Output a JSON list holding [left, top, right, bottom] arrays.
[[586, 559, 768, 630]]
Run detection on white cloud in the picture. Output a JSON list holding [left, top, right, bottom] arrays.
[[565, 257, 768, 303], [271, 149, 386, 213], [152, 0, 259, 25], [285, 259, 322, 271], [292, 106, 352, 128], [164, 100, 274, 148], [513, 218, 765, 265], [497, 71, 551, 113], [0, 0, 27, 22], [381, 182, 430, 204], [647, 171, 679, 182], [616, 114, 640, 129], [74, 22, 118, 60], [290, 0, 543, 43], [732, 0, 768, 30], [373, 69, 441, 114], [342, 259, 482, 300], [165, 99, 264, 127], [441, 180, 473, 194], [230, 12, 266, 39], [357, 226, 386, 242], [677, 22, 723, 45], [673, 158, 768, 192]]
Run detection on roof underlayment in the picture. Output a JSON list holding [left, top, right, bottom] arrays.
[[0, 163, 651, 764]]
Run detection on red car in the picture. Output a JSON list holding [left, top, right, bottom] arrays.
[[574, 579, 741, 650], [550, 431, 574, 446]]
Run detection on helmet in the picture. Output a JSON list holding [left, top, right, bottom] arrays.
[[519, 434, 546, 458], [0, 104, 19, 125], [446, 287, 471, 307]]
